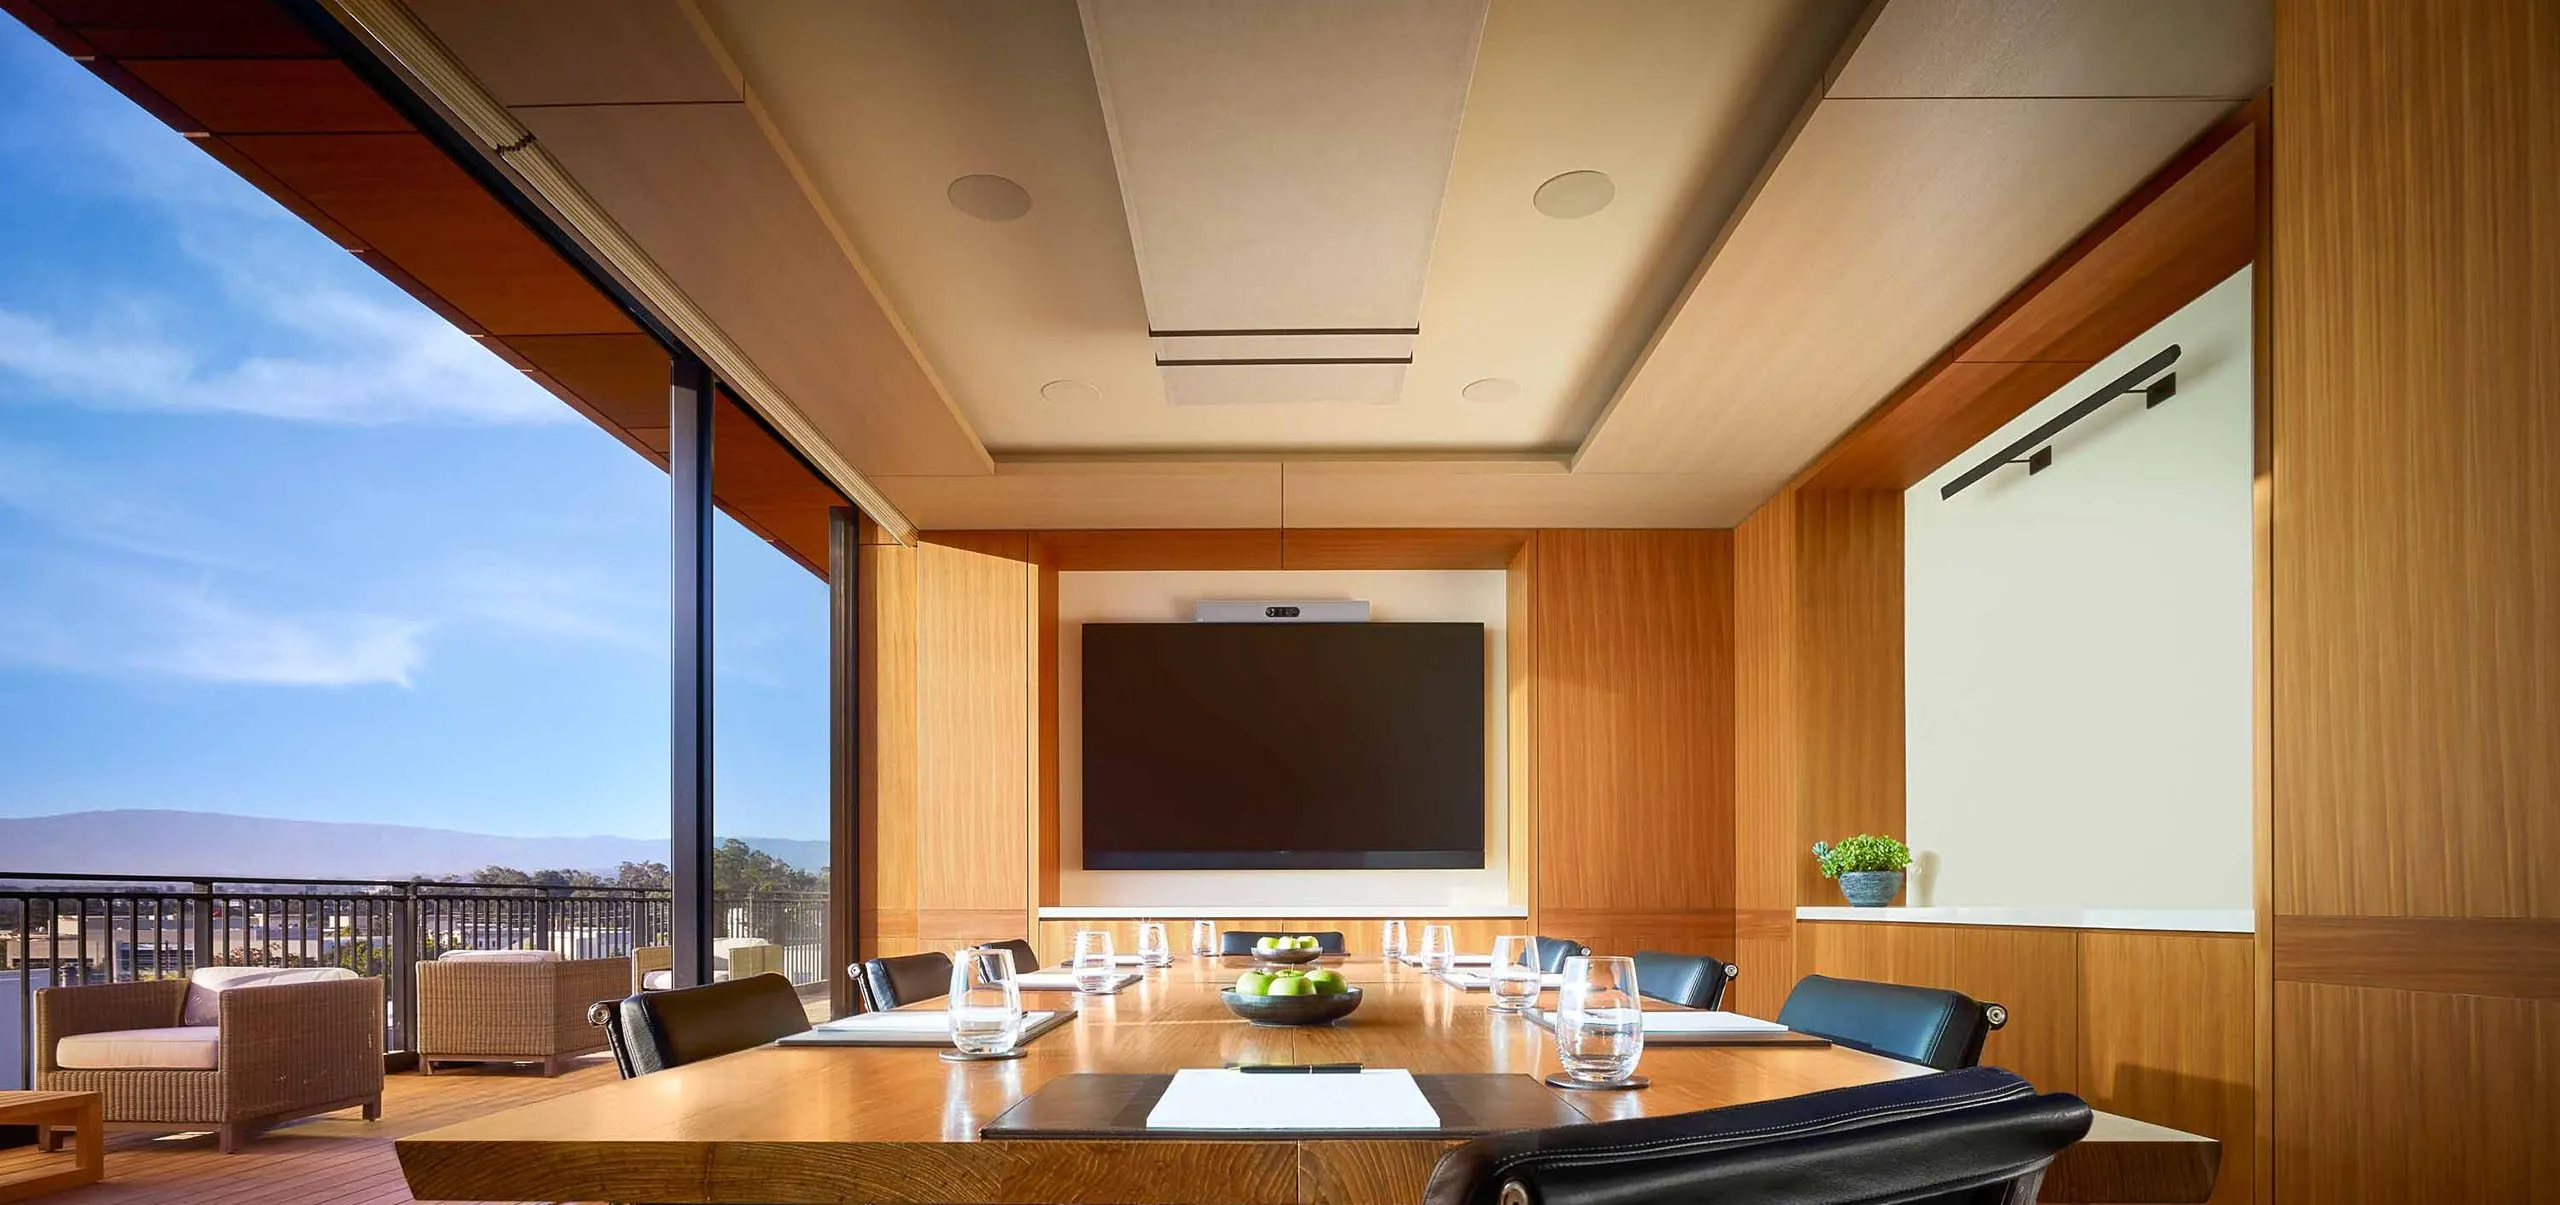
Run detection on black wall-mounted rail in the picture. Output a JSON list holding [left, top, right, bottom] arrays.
[[1939, 344, 2182, 500]]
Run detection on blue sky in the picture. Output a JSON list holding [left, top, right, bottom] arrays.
[[0, 19, 828, 845]]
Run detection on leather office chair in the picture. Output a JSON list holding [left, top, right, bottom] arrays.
[[1219, 930, 1347, 955], [1777, 973, 2009, 1071], [1424, 1066, 2087, 1205], [980, 939, 1042, 973], [1631, 950, 1739, 1010], [589, 973, 811, 1079], [1530, 936, 1589, 974], [857, 951, 955, 1013]]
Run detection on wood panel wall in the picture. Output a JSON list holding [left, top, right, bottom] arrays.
[[1801, 922, 2257, 1205], [2268, 0, 2560, 1199]]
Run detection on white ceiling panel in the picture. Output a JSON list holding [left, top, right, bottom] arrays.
[[1160, 363, 1407, 408], [1830, 0, 2272, 99]]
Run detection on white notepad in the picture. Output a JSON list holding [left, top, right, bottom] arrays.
[[1144, 1068, 1440, 1131], [1398, 953, 1493, 966], [781, 1009, 1059, 1040], [1634, 1011, 1789, 1035], [1014, 970, 1142, 992], [1446, 970, 1565, 989]]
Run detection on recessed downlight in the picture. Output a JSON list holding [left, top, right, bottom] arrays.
[[1462, 377, 1520, 404], [1040, 379, 1101, 406], [1533, 170, 1614, 219], [948, 174, 1032, 221]]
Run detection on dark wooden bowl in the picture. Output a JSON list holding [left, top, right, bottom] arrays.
[[1220, 985, 1363, 1027], [1251, 946, 1325, 965]]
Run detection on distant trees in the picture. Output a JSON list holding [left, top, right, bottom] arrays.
[[445, 847, 822, 894]]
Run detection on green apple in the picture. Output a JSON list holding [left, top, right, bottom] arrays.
[[1296, 936, 1321, 950], [1303, 969, 1347, 995], [1234, 970, 1274, 996], [1254, 936, 1280, 950], [1264, 974, 1315, 996]]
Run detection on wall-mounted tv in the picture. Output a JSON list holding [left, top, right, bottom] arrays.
[[1080, 621, 1485, 871]]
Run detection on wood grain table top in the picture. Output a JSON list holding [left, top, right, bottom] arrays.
[[394, 957, 2214, 1204]]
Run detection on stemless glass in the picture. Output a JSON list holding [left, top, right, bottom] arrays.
[[1486, 934, 1541, 1012], [1553, 955, 1644, 1084], [1071, 930, 1119, 994], [1380, 920, 1408, 961], [948, 946, 1024, 1055], [1420, 924, 1456, 971], [1189, 920, 1217, 957], [1136, 921, 1172, 968]]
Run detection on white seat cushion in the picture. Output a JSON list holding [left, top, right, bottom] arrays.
[[437, 949, 563, 964], [182, 966, 358, 1026], [640, 970, 673, 991], [56, 1026, 221, 1071]]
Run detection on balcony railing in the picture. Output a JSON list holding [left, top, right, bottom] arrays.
[[0, 872, 827, 1087]]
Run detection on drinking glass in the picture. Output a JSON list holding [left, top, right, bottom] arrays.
[[1553, 956, 1644, 1084], [1071, 930, 1119, 994], [1420, 923, 1455, 971], [948, 946, 1024, 1055], [1380, 920, 1408, 961], [1486, 934, 1540, 1012], [1189, 920, 1216, 957], [1136, 921, 1173, 968]]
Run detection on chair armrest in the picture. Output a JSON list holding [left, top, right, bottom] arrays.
[[33, 979, 188, 1071], [218, 977, 384, 1118]]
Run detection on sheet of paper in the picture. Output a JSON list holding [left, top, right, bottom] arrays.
[[1447, 970, 1565, 989], [1145, 1068, 1440, 1131], [1635, 1011, 1789, 1035], [1398, 953, 1492, 966], [1014, 970, 1140, 991], [778, 1010, 1058, 1043]]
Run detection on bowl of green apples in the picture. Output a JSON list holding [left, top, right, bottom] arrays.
[[1250, 934, 1328, 965], [1221, 967, 1361, 1026]]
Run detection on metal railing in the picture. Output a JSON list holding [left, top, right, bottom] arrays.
[[0, 873, 826, 1086]]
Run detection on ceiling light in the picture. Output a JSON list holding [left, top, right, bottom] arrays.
[[1533, 171, 1614, 219], [1040, 379, 1101, 406], [1462, 378, 1520, 404], [948, 174, 1032, 222]]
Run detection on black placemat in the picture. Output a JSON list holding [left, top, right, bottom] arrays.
[[981, 1072, 1590, 1140]]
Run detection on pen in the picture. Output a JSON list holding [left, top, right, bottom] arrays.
[[1234, 1062, 1364, 1074]]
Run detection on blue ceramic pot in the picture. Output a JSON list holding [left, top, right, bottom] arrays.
[[1837, 870, 1904, 907]]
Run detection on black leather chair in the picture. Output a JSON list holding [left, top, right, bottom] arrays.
[[1631, 950, 1738, 1010], [1219, 929, 1347, 955], [1423, 1066, 2088, 1205], [1777, 973, 2009, 1071], [857, 951, 954, 1013], [589, 973, 811, 1079], [1530, 936, 1589, 973], [980, 938, 1042, 974]]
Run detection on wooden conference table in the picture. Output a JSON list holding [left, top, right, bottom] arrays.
[[395, 957, 2216, 1203]]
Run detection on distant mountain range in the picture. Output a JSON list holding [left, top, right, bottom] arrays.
[[0, 810, 826, 881]]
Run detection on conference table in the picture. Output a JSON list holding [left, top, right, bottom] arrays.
[[394, 957, 2216, 1203]]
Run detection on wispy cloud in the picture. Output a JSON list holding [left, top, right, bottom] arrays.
[[0, 561, 429, 688]]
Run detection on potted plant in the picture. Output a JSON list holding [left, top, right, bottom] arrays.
[[1812, 835, 1912, 907]]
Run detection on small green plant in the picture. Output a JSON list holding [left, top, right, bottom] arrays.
[[1811, 834, 1912, 878]]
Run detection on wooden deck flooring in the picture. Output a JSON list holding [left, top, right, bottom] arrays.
[[0, 1055, 620, 1205]]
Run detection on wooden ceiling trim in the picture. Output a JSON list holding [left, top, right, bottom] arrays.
[[1029, 529, 1286, 573], [1792, 102, 2262, 494], [77, 58, 207, 133], [190, 136, 366, 249], [1279, 528, 1530, 570], [32, 0, 328, 59], [0, 0, 97, 57], [121, 58, 409, 134]]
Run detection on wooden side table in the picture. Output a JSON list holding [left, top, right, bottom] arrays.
[[0, 1091, 103, 1202]]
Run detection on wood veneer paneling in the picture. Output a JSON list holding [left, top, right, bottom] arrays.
[[1792, 491, 1904, 907], [857, 541, 919, 960], [1730, 494, 1799, 1017], [1279, 529, 1530, 570], [1030, 528, 1285, 572], [2273, 916, 2560, 1001], [1505, 536, 1538, 912], [914, 533, 1033, 945], [2079, 931, 2256, 1205], [120, 58, 408, 134], [1032, 918, 1522, 966], [1532, 531, 1735, 957], [1797, 921, 2081, 1095]]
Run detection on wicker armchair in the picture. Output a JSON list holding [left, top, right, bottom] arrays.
[[629, 939, 784, 992], [414, 956, 628, 1076], [34, 976, 384, 1154]]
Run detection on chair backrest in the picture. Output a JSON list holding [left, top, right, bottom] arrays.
[[859, 951, 955, 1013], [1630, 950, 1739, 1010], [1219, 930, 1347, 956], [1423, 1067, 2088, 1205], [1777, 973, 2007, 1071], [980, 939, 1042, 974], [1530, 936, 1590, 973], [591, 973, 810, 1078]]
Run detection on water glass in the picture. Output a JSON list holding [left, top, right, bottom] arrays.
[[1380, 920, 1408, 961], [1189, 920, 1216, 957], [1071, 929, 1119, 994], [1486, 934, 1540, 1012], [1553, 955, 1644, 1084], [948, 946, 1024, 1055], [1136, 921, 1173, 968], [1420, 923, 1455, 971]]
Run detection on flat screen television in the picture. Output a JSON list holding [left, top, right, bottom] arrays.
[[1080, 621, 1485, 870]]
